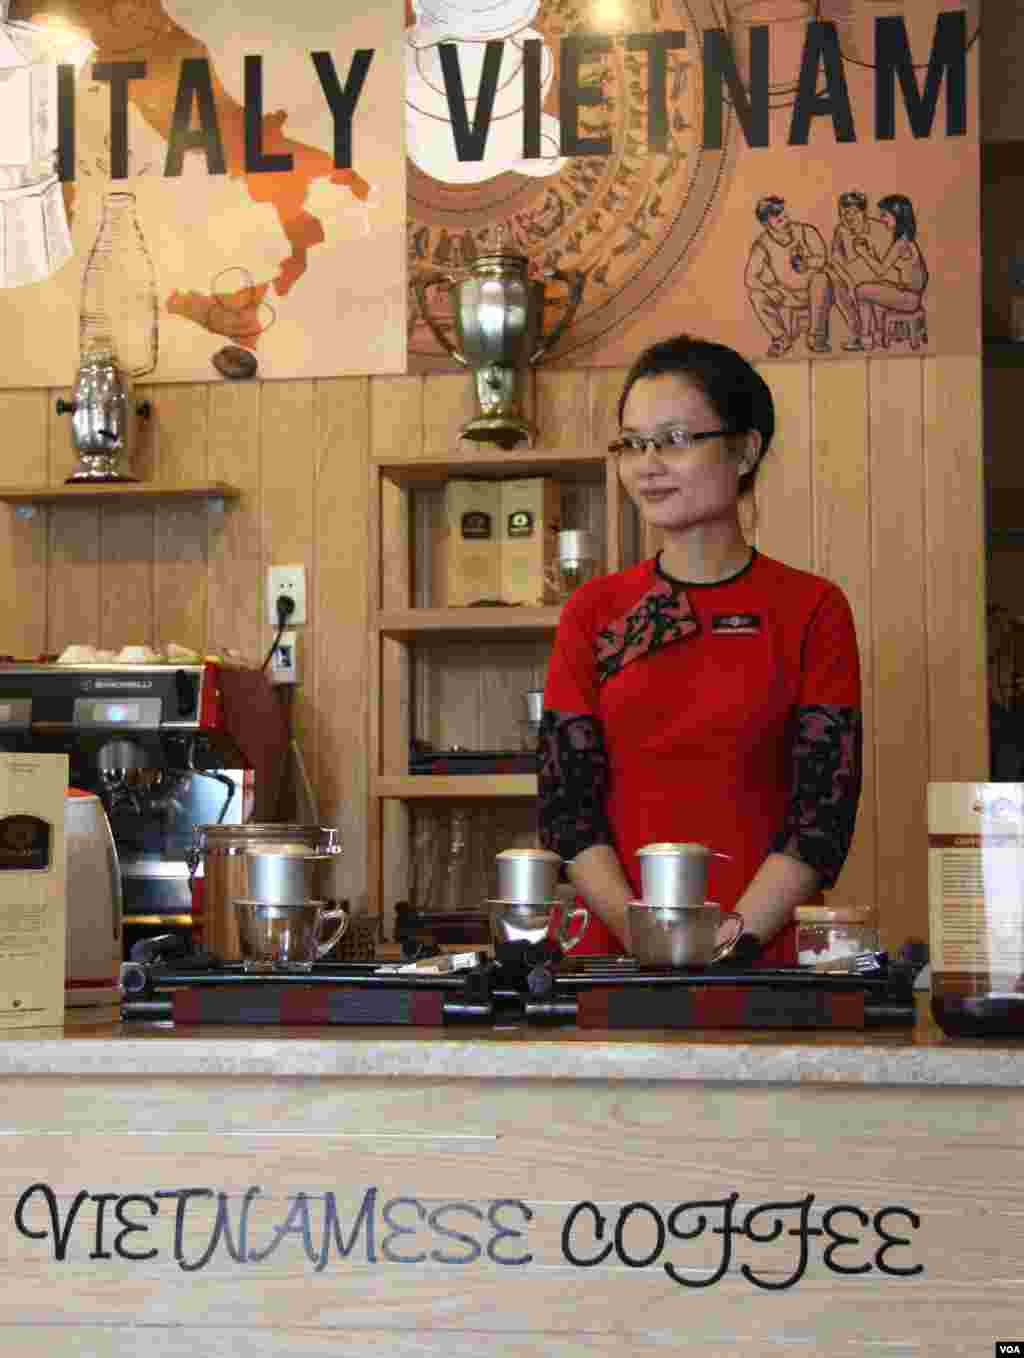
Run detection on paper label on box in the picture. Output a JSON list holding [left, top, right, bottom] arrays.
[[507, 509, 534, 538], [0, 814, 50, 870], [461, 510, 493, 540], [0, 754, 68, 1028], [928, 783, 1024, 976]]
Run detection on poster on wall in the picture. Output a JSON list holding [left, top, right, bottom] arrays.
[[405, 0, 982, 372], [0, 1, 981, 387], [1, 0, 405, 386]]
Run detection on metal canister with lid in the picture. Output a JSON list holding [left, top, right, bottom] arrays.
[[189, 823, 340, 960]]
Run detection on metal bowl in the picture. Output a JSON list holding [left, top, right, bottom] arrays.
[[627, 902, 743, 968]]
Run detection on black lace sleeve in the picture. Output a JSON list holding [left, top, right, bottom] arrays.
[[770, 704, 863, 888], [536, 709, 614, 862]]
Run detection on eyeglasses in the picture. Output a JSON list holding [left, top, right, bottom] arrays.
[[608, 427, 732, 458]]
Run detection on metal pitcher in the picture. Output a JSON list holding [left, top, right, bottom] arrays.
[[56, 344, 151, 483], [414, 248, 584, 449]]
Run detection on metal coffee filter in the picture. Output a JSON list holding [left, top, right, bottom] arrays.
[[495, 847, 561, 903], [636, 842, 729, 907], [243, 850, 337, 904]]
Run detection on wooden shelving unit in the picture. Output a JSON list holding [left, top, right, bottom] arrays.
[[0, 481, 241, 519], [376, 775, 538, 799], [367, 445, 627, 928], [377, 606, 561, 640], [373, 447, 611, 485]]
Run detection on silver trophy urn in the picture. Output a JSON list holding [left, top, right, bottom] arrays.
[[414, 246, 584, 449], [56, 342, 151, 483]]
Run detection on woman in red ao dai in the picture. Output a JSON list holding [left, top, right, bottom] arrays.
[[538, 335, 863, 964]]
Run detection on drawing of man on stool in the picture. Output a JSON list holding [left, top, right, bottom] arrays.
[[828, 191, 894, 352], [745, 196, 832, 357]]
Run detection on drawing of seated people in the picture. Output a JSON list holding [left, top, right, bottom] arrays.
[[851, 194, 929, 351], [827, 191, 894, 352], [745, 196, 833, 356]]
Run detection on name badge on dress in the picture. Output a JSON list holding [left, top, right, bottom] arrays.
[[712, 613, 761, 635]]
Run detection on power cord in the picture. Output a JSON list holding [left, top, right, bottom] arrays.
[[261, 594, 295, 671]]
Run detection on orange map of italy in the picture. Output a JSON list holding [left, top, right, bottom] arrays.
[[19, 0, 371, 348]]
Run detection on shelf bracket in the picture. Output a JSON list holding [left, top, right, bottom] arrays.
[[15, 505, 37, 521]]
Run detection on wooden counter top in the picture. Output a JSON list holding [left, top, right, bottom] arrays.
[[3, 999, 1024, 1353], [3, 996, 1023, 1085]]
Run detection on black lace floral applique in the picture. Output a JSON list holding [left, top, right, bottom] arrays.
[[537, 710, 613, 862], [595, 577, 699, 685], [771, 704, 863, 887]]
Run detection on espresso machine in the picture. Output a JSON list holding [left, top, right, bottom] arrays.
[[0, 663, 288, 955]]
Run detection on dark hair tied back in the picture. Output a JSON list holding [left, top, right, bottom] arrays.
[[617, 334, 775, 497]]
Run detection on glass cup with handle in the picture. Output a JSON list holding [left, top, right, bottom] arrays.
[[235, 899, 350, 972], [489, 901, 590, 951]]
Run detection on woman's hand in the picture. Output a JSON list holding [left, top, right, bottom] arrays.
[[566, 844, 634, 947], [732, 852, 822, 949]]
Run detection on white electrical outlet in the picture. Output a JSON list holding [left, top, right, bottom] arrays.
[[269, 630, 298, 685], [267, 564, 307, 625]]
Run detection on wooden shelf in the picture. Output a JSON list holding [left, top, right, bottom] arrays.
[[376, 606, 560, 640], [374, 775, 537, 799], [374, 447, 607, 485], [0, 481, 241, 517], [367, 438, 625, 930]]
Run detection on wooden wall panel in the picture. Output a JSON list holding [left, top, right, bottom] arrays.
[[0, 392, 48, 658], [260, 382, 319, 798], [536, 368, 588, 450], [46, 387, 101, 656], [315, 378, 370, 908], [423, 372, 476, 455], [207, 382, 262, 665], [371, 374, 423, 462], [153, 384, 210, 654], [131, 382, 158, 485], [811, 360, 876, 918], [587, 368, 629, 566], [753, 359, 813, 567], [586, 367, 624, 450], [870, 359, 931, 948], [91, 384, 172, 651], [98, 506, 155, 651], [923, 357, 989, 780]]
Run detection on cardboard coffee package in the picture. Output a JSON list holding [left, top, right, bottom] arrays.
[[0, 753, 68, 1030], [499, 477, 561, 606], [442, 479, 501, 606]]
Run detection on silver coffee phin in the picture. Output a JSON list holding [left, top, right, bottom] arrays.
[[636, 842, 729, 907], [495, 847, 561, 903]]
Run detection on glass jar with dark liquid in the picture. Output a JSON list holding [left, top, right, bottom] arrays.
[[928, 783, 1024, 1037]]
